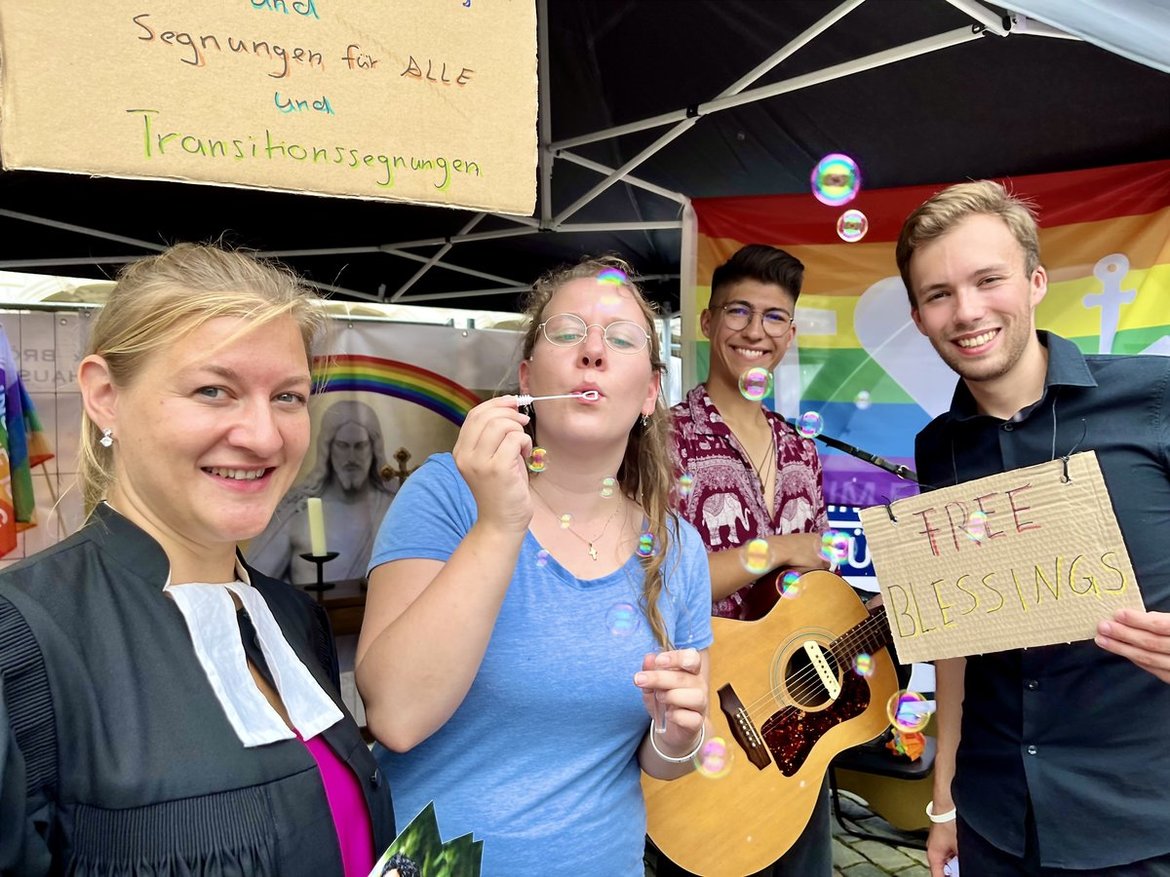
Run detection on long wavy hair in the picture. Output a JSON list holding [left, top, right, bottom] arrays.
[[517, 257, 678, 649], [79, 243, 328, 514]]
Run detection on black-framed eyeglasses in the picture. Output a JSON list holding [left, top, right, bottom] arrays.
[[537, 313, 651, 354], [716, 303, 793, 337]]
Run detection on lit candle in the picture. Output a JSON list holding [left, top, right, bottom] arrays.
[[306, 497, 327, 556]]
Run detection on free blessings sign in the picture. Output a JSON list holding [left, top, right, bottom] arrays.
[[860, 452, 1144, 663]]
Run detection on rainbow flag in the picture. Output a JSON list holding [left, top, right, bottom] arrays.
[[0, 325, 54, 555], [311, 354, 481, 425], [0, 407, 13, 556], [692, 159, 1170, 508]]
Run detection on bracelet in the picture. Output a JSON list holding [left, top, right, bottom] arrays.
[[926, 801, 957, 823], [647, 720, 706, 764]]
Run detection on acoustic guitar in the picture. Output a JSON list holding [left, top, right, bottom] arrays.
[[642, 569, 898, 876]]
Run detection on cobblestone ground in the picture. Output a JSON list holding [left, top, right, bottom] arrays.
[[832, 792, 929, 877]]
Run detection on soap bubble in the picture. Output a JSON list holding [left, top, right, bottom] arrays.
[[527, 447, 547, 473], [694, 736, 733, 779], [779, 570, 801, 599], [741, 538, 771, 575], [559, 513, 572, 530], [811, 153, 861, 207], [535, 549, 551, 568], [854, 390, 872, 410], [636, 532, 659, 558], [606, 602, 640, 636], [797, 411, 824, 438], [836, 209, 869, 243], [597, 268, 628, 286], [966, 510, 988, 542], [738, 367, 773, 402], [887, 690, 932, 733], [820, 531, 850, 564], [600, 476, 617, 499], [853, 652, 874, 678], [677, 473, 695, 499]]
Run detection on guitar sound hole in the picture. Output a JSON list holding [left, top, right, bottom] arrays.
[[784, 647, 840, 709]]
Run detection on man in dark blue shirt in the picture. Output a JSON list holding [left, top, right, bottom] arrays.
[[896, 180, 1170, 876]]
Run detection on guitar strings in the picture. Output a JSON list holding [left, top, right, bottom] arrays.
[[740, 621, 883, 722], [739, 621, 884, 727], [743, 613, 887, 718], [734, 612, 890, 725], [738, 615, 887, 725]]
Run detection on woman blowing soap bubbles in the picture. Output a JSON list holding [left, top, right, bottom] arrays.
[[356, 257, 713, 877]]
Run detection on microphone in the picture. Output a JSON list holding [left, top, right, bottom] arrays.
[[792, 424, 918, 482]]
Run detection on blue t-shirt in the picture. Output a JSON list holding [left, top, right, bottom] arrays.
[[368, 453, 713, 877]]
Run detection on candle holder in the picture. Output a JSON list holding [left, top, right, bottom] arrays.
[[299, 551, 339, 599]]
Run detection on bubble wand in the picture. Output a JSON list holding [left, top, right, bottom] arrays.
[[514, 390, 600, 405]]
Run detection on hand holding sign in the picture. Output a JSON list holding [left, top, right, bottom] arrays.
[[1097, 608, 1170, 684], [860, 452, 1144, 664]]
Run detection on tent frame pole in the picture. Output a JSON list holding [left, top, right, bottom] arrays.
[[555, 151, 689, 206], [0, 209, 166, 253], [388, 213, 486, 301], [551, 0, 868, 152], [549, 0, 870, 224], [538, 0, 555, 225], [944, 0, 1010, 35]]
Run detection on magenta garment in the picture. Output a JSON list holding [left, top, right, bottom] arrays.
[[671, 384, 828, 620], [300, 734, 376, 877]]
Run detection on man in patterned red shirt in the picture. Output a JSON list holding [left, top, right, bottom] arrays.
[[662, 243, 834, 876]]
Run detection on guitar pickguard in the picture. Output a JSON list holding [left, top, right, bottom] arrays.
[[760, 663, 872, 776]]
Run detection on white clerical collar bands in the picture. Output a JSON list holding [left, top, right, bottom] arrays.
[[165, 568, 343, 748]]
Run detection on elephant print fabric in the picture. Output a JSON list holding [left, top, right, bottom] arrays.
[[671, 385, 828, 620]]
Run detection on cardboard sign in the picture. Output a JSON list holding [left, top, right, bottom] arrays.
[[0, 1, 536, 214], [859, 452, 1143, 663]]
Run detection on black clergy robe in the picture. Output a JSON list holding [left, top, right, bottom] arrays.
[[0, 504, 394, 875]]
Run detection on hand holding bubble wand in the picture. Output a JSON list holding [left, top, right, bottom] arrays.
[[653, 579, 699, 735], [644, 654, 671, 735], [653, 684, 668, 734]]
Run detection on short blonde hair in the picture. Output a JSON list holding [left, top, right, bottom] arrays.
[[896, 180, 1040, 305], [79, 243, 327, 513]]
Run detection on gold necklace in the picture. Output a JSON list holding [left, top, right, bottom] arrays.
[[531, 485, 623, 561], [740, 423, 776, 490]]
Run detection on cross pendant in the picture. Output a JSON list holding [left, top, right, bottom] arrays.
[[588, 543, 599, 561]]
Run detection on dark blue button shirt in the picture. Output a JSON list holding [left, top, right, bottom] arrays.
[[915, 332, 1170, 869]]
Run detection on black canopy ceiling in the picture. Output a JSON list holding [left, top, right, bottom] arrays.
[[2, 0, 1168, 312]]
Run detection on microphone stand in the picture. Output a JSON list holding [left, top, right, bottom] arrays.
[[795, 425, 919, 483]]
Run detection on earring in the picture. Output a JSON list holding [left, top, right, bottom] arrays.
[[640, 414, 651, 429], [99, 428, 113, 448]]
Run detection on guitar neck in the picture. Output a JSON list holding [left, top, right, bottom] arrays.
[[832, 604, 891, 659]]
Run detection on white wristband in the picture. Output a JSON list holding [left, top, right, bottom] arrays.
[[647, 721, 706, 764], [926, 801, 957, 823]]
